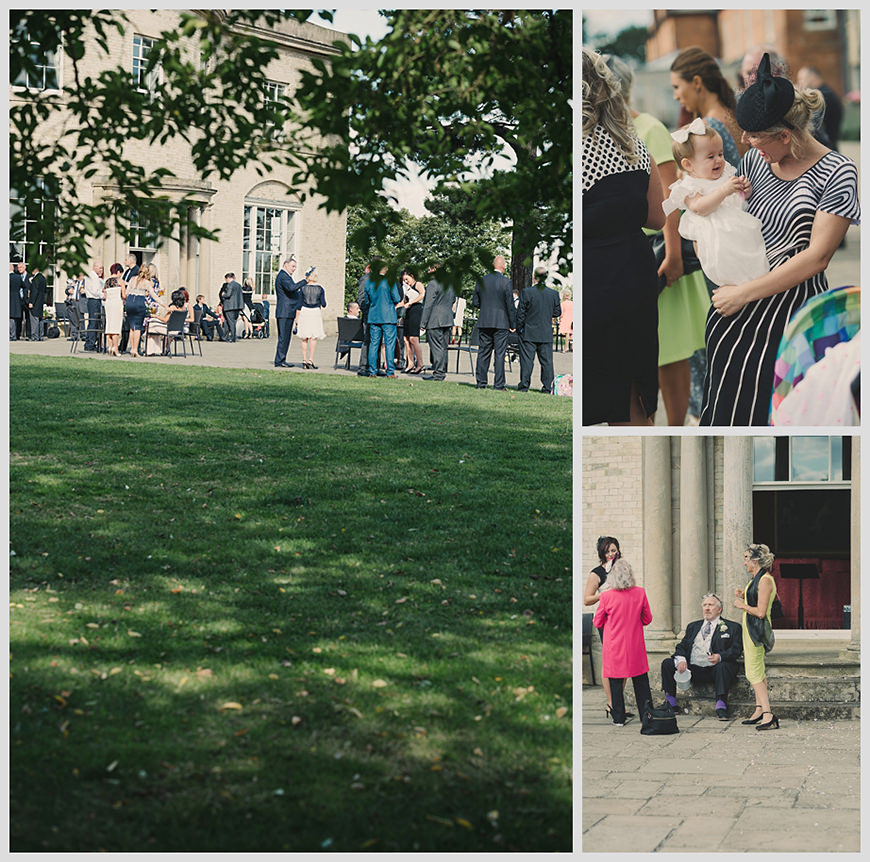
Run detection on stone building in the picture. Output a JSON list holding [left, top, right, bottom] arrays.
[[646, 9, 859, 97], [10, 10, 348, 328], [582, 436, 860, 717]]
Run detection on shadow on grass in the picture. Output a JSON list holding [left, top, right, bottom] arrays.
[[10, 357, 572, 852]]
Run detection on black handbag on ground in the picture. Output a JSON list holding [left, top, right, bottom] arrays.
[[640, 699, 679, 735]]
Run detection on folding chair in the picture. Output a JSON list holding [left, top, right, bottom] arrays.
[[334, 316, 364, 369]]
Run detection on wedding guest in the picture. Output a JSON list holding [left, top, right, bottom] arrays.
[[592, 559, 653, 727], [296, 266, 327, 369], [582, 47, 665, 425], [702, 54, 859, 425], [734, 543, 779, 730]]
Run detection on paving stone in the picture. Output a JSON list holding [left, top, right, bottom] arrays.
[[657, 814, 739, 850], [722, 809, 859, 852], [582, 797, 645, 816], [609, 780, 667, 799], [583, 815, 675, 852]]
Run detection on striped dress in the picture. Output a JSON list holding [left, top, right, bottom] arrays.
[[700, 148, 859, 426]]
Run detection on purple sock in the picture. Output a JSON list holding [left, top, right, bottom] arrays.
[[716, 699, 726, 711], [665, 693, 677, 707]]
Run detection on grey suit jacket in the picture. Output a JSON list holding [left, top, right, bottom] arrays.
[[420, 277, 456, 329], [222, 280, 244, 311], [516, 285, 561, 342]]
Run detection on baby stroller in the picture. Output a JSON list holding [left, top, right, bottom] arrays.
[[250, 302, 268, 338]]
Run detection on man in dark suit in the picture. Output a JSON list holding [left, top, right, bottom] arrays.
[[10, 263, 24, 340], [660, 593, 742, 720], [273, 257, 301, 367], [220, 273, 244, 342], [472, 254, 516, 390], [195, 294, 222, 341], [16, 262, 31, 338], [420, 262, 455, 381], [355, 265, 371, 375], [25, 265, 47, 341], [516, 266, 562, 393]]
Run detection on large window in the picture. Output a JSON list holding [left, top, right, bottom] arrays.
[[242, 205, 297, 296], [10, 179, 56, 296], [133, 35, 159, 93], [752, 437, 852, 629], [11, 24, 59, 90], [128, 208, 159, 259]]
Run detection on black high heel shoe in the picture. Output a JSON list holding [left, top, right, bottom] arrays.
[[756, 712, 779, 731], [741, 705, 765, 725]]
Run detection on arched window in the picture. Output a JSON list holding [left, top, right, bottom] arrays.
[[242, 184, 299, 297]]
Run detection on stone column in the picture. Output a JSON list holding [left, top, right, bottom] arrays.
[[723, 437, 753, 599], [848, 439, 860, 653], [642, 437, 674, 644], [680, 436, 708, 630]]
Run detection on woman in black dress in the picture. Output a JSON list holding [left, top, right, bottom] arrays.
[[400, 269, 426, 373], [583, 536, 626, 719], [582, 48, 666, 424], [701, 54, 860, 425]]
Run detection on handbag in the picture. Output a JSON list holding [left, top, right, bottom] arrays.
[[640, 699, 679, 735], [770, 596, 785, 620], [649, 233, 703, 296], [746, 571, 777, 653]]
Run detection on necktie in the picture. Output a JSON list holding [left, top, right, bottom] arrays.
[[702, 620, 712, 639]]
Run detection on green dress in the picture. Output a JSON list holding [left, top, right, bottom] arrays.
[[742, 573, 777, 684], [633, 112, 710, 366]]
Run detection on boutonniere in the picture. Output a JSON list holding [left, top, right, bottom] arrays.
[[718, 623, 728, 633]]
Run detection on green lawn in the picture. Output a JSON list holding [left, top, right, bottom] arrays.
[[10, 356, 573, 852]]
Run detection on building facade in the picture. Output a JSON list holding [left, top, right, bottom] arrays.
[[10, 10, 348, 327], [582, 436, 860, 660]]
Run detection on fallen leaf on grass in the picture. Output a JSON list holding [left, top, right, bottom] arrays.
[[372, 679, 388, 688], [170, 587, 183, 595], [425, 815, 454, 827], [323, 668, 336, 676], [219, 702, 243, 711], [110, 667, 123, 675], [455, 818, 473, 831], [556, 706, 569, 719], [473, 747, 484, 758], [86, 623, 99, 629], [395, 597, 408, 604], [106, 760, 118, 772], [127, 630, 142, 638], [291, 715, 303, 726], [268, 673, 279, 680]]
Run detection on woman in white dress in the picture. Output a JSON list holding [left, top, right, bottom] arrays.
[[296, 266, 327, 369], [103, 262, 125, 356]]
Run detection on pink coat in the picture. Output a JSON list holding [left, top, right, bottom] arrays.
[[592, 586, 652, 678]]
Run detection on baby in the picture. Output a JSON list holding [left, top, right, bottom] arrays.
[[662, 118, 769, 287]]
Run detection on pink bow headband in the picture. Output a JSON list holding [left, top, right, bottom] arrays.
[[671, 117, 707, 143]]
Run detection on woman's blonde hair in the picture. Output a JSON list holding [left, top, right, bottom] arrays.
[[754, 87, 826, 160], [609, 558, 636, 591], [138, 263, 154, 282], [746, 543, 775, 573], [582, 47, 640, 164], [671, 123, 721, 166]]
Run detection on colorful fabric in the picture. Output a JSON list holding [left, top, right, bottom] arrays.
[[770, 285, 860, 421], [552, 373, 572, 397]]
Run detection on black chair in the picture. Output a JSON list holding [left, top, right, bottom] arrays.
[[334, 316, 365, 369], [582, 613, 596, 686], [165, 310, 190, 357], [449, 323, 480, 374], [53, 302, 71, 337], [186, 306, 203, 356], [67, 304, 87, 353]]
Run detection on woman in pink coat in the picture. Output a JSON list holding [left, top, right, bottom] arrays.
[[592, 559, 653, 726]]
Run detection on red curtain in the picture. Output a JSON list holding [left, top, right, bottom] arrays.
[[771, 558, 850, 630]]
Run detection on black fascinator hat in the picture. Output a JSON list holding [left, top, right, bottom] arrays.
[[736, 52, 795, 132]]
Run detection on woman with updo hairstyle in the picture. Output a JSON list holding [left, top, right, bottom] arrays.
[[103, 262, 125, 356], [701, 53, 860, 425], [582, 47, 666, 426], [592, 558, 653, 726], [734, 543, 779, 729]]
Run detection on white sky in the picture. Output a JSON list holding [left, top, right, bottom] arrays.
[[582, 8, 654, 41]]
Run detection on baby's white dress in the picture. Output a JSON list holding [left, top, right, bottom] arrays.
[[662, 163, 769, 286]]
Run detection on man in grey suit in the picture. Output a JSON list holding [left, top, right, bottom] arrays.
[[420, 261, 456, 381], [472, 255, 516, 390], [220, 272, 244, 342], [516, 266, 562, 393]]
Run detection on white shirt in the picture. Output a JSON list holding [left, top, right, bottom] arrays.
[[686, 615, 720, 667], [84, 270, 104, 300]]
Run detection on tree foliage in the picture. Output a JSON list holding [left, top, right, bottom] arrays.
[[11, 9, 571, 296], [592, 25, 648, 64], [344, 188, 511, 303], [10, 9, 323, 275], [295, 9, 572, 292]]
